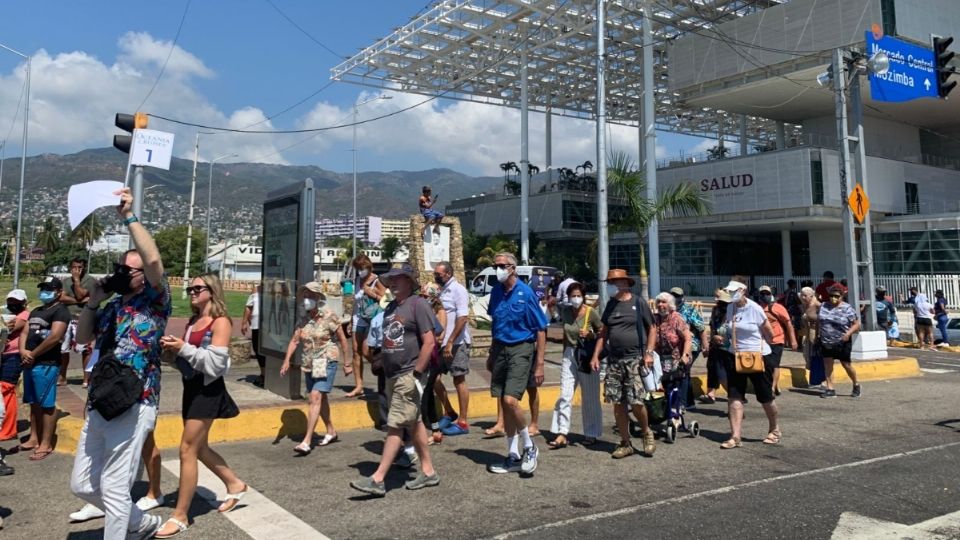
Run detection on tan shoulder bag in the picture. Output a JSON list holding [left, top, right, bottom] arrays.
[[732, 309, 765, 374]]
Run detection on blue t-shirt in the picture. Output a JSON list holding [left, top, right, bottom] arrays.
[[487, 280, 549, 344]]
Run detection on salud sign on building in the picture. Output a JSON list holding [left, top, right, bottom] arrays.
[[866, 31, 938, 103]]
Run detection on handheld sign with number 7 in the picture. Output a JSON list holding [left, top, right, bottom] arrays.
[[130, 129, 175, 170]]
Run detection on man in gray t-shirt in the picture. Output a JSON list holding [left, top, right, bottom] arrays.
[[59, 258, 97, 386], [351, 263, 440, 497]]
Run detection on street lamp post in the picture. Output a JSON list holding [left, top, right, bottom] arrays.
[[351, 94, 391, 258], [205, 153, 236, 271], [0, 43, 30, 289]]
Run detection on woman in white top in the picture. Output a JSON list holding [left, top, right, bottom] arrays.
[[719, 280, 780, 449]]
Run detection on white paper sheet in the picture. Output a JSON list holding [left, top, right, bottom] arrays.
[[68, 180, 124, 230]]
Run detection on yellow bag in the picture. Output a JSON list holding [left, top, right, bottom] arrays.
[[732, 316, 765, 374]]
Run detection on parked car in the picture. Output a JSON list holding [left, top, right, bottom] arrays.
[[944, 318, 960, 345]]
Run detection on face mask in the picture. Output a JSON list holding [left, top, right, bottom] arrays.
[[103, 272, 134, 295], [759, 294, 772, 304], [830, 296, 841, 306], [673, 296, 684, 306], [731, 290, 743, 302], [358, 269, 369, 278], [39, 290, 57, 304], [434, 274, 445, 286], [302, 298, 318, 311], [570, 297, 583, 308], [606, 284, 620, 297], [495, 267, 510, 283], [876, 294, 885, 301], [6, 303, 24, 314]]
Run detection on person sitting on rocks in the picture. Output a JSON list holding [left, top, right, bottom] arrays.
[[419, 186, 443, 236]]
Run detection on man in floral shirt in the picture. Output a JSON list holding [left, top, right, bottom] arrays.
[[70, 187, 171, 540], [670, 287, 708, 408]]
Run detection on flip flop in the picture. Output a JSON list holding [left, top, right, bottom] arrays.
[[154, 517, 190, 539], [218, 484, 248, 513], [581, 437, 598, 446], [293, 443, 312, 455], [317, 434, 338, 447], [29, 450, 53, 461], [548, 437, 567, 449], [344, 389, 364, 398], [17, 444, 37, 453], [483, 428, 506, 438]]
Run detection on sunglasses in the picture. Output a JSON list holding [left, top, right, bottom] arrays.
[[113, 263, 143, 275], [493, 263, 513, 270], [186, 285, 210, 296]]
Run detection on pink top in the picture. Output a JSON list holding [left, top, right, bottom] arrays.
[[4, 310, 31, 355]]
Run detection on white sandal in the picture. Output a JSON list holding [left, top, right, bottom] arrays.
[[218, 485, 248, 513], [154, 517, 189, 538]]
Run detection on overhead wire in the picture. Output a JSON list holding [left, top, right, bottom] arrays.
[[136, 0, 193, 111], [263, 0, 344, 60]]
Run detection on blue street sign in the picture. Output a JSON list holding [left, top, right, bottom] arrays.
[[866, 31, 938, 102]]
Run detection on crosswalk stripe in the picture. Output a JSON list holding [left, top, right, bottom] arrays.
[[920, 368, 955, 374], [162, 459, 330, 540], [923, 361, 960, 368]]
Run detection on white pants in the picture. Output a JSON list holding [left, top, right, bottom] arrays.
[[551, 346, 603, 438], [70, 402, 157, 540]]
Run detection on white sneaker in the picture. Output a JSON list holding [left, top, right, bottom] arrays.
[[69, 503, 105, 522], [134, 494, 164, 511]]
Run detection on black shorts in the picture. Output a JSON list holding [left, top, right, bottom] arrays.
[[821, 341, 852, 363], [916, 318, 934, 327], [766, 344, 784, 368], [721, 350, 775, 405]]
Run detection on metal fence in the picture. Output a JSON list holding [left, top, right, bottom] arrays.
[[660, 274, 960, 301]]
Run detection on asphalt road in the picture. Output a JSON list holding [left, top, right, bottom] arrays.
[[3, 370, 960, 539]]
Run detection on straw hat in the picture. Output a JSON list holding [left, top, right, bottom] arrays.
[[604, 268, 635, 286]]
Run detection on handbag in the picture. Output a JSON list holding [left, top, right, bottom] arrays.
[[357, 278, 382, 320], [575, 307, 596, 374], [732, 314, 765, 374]]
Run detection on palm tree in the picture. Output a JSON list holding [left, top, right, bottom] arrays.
[[379, 236, 406, 263], [70, 214, 105, 266], [35, 217, 61, 253], [607, 150, 711, 299]]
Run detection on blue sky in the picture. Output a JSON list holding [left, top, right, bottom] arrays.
[[0, 1, 711, 176]]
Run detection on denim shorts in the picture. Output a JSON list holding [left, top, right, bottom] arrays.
[[23, 364, 59, 409], [305, 361, 338, 394]]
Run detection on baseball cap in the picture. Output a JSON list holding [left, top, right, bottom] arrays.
[[669, 287, 684, 296], [6, 289, 26, 301], [759, 285, 772, 293], [38, 276, 63, 290], [724, 280, 747, 292]]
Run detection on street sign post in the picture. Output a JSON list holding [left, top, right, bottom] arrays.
[[866, 31, 938, 102], [848, 183, 870, 224]]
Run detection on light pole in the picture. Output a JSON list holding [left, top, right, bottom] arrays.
[[351, 94, 391, 258], [206, 153, 236, 271], [0, 43, 30, 289]]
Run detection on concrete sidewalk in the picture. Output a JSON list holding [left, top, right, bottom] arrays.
[[41, 327, 920, 454]]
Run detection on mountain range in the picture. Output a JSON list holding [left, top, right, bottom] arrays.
[[3, 148, 504, 220]]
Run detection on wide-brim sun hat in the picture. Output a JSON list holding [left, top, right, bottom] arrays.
[[715, 288, 733, 303], [604, 268, 635, 286], [298, 281, 327, 302], [382, 263, 419, 285]]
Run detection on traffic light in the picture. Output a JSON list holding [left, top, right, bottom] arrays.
[[112, 112, 148, 153], [933, 36, 956, 98]]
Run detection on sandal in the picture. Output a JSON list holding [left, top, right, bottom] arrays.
[[698, 394, 716, 404], [318, 434, 338, 447], [218, 484, 248, 513], [293, 443, 311, 455], [154, 517, 190, 539], [719, 438, 742, 449], [582, 437, 598, 446], [29, 449, 53, 461], [344, 388, 364, 398], [483, 427, 506, 438], [762, 429, 782, 445], [548, 436, 568, 449]]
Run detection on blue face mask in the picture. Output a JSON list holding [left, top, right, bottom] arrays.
[[39, 290, 57, 304]]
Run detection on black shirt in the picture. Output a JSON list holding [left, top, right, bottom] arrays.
[[601, 295, 653, 357], [25, 302, 71, 365]]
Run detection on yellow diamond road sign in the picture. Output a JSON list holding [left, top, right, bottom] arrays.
[[848, 184, 869, 224]]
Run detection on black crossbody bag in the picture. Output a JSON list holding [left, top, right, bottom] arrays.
[[88, 310, 144, 420]]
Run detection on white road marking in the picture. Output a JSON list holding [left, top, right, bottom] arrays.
[[923, 361, 960, 368], [832, 510, 960, 539], [486, 441, 960, 540], [920, 368, 955, 374], [162, 459, 330, 540]]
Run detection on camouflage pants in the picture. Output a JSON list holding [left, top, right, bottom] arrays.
[[603, 355, 648, 406]]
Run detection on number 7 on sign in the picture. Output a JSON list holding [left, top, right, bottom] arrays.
[[145, 149, 153, 162]]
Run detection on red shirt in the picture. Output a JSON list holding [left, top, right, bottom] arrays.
[[815, 280, 846, 302]]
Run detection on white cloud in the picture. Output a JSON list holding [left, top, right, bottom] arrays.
[[117, 31, 213, 79]]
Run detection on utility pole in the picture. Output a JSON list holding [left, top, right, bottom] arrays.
[[183, 133, 200, 298], [595, 0, 609, 304]]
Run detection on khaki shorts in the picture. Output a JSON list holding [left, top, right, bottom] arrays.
[[385, 371, 423, 429], [490, 340, 535, 400]]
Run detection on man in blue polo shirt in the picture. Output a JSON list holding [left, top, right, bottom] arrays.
[[486, 252, 548, 476]]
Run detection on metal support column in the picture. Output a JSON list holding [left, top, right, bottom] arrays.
[[129, 166, 144, 249], [832, 48, 874, 329], [642, 0, 659, 298], [545, 106, 552, 185], [740, 114, 748, 156], [781, 230, 793, 281], [776, 120, 787, 149], [849, 64, 878, 330], [183, 133, 200, 299], [520, 47, 530, 264], [596, 0, 610, 303]]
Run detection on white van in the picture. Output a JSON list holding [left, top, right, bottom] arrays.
[[469, 265, 558, 297]]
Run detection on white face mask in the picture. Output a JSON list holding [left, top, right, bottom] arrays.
[[303, 298, 318, 312], [731, 290, 743, 302], [570, 297, 584, 308], [495, 267, 510, 283], [606, 284, 620, 297], [358, 269, 369, 278]]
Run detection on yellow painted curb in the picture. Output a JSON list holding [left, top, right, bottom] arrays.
[[55, 385, 573, 454]]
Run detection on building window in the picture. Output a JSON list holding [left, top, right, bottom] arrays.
[[659, 240, 713, 275], [811, 160, 824, 205], [905, 182, 919, 214], [873, 230, 960, 274], [562, 200, 596, 230]]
